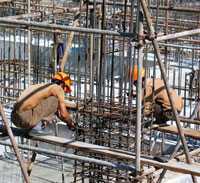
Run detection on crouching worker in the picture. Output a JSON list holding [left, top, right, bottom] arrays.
[[132, 65, 183, 126], [11, 72, 76, 136]]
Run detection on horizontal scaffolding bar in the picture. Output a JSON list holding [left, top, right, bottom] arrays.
[[28, 134, 200, 176], [88, 0, 200, 13], [0, 140, 136, 172], [1, 125, 199, 176], [156, 28, 200, 42], [0, 17, 133, 37], [0, 0, 12, 3], [0, 17, 198, 42]]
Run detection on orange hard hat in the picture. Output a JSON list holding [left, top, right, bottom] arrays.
[[52, 72, 73, 93], [132, 65, 145, 81]]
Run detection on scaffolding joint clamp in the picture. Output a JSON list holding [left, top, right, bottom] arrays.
[[145, 32, 157, 41], [135, 34, 146, 48]]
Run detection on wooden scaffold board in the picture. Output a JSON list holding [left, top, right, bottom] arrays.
[[0, 124, 199, 176], [29, 134, 200, 177], [155, 125, 200, 140]]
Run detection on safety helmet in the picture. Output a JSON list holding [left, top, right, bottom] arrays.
[[132, 65, 145, 81], [52, 72, 73, 93]]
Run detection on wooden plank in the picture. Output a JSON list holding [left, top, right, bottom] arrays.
[[155, 125, 200, 140], [176, 148, 200, 161], [179, 117, 200, 126], [0, 125, 199, 176], [30, 135, 200, 176]]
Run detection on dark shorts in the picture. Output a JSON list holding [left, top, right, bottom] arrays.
[[11, 96, 58, 129], [154, 103, 174, 124]]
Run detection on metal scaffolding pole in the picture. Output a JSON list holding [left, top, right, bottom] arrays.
[[0, 140, 136, 172], [0, 17, 131, 37], [0, 17, 198, 42], [27, 0, 31, 86], [135, 2, 144, 175], [156, 28, 200, 42], [139, 0, 197, 182], [87, 0, 200, 13]]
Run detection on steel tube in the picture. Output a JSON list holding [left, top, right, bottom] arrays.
[[87, 0, 199, 13], [89, 33, 94, 96], [13, 1, 199, 13], [159, 43, 200, 50], [0, 17, 198, 42], [135, 6, 144, 174], [156, 28, 200, 42], [0, 17, 130, 37], [0, 140, 136, 172], [27, 0, 31, 86]]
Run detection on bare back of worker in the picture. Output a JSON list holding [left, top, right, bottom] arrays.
[[145, 78, 183, 112], [11, 83, 73, 129], [144, 78, 183, 124]]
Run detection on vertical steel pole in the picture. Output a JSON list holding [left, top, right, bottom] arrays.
[[140, 0, 196, 182], [0, 104, 30, 183], [90, 33, 94, 97], [96, 16, 101, 103], [27, 0, 31, 86], [27, 2, 32, 180], [135, 8, 144, 175], [164, 0, 169, 72]]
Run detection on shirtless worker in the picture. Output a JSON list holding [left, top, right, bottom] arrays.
[[11, 72, 76, 135], [131, 65, 183, 125]]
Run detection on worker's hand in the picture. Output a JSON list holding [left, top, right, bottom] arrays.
[[66, 118, 76, 131], [66, 104, 83, 112]]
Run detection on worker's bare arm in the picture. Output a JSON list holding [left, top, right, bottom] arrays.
[[65, 101, 77, 109], [57, 101, 75, 128], [50, 85, 75, 128]]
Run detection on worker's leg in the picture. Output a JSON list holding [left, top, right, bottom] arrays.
[[28, 96, 59, 136], [11, 109, 34, 129], [154, 103, 168, 125], [163, 110, 174, 121]]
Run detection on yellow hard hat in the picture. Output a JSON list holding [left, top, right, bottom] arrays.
[[52, 72, 73, 93], [132, 65, 145, 81]]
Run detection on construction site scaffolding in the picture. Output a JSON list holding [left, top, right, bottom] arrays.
[[0, 0, 199, 182]]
